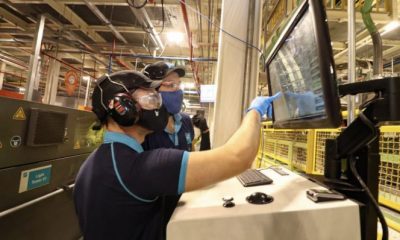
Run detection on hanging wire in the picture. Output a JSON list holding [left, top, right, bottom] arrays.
[[127, 0, 148, 9], [176, 0, 266, 67]]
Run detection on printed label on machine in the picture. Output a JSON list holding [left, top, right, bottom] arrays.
[[19, 165, 52, 193]]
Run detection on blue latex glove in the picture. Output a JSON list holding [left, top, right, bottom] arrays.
[[247, 92, 282, 118]]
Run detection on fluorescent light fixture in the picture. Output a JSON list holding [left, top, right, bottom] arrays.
[[167, 32, 184, 44], [383, 21, 400, 34]]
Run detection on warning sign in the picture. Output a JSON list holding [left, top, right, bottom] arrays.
[[13, 107, 26, 120], [73, 140, 81, 149]]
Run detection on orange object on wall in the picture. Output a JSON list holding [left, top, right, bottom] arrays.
[[0, 89, 24, 99], [65, 70, 79, 96]]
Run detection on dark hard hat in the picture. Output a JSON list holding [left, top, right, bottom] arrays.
[[92, 70, 162, 121], [142, 61, 185, 80]]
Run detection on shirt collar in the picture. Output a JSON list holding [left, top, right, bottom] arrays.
[[103, 131, 144, 153], [164, 113, 182, 134]]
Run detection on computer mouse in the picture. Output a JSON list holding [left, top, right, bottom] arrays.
[[223, 201, 235, 208], [246, 192, 273, 204]]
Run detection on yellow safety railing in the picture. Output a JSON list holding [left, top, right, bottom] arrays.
[[257, 123, 400, 230]]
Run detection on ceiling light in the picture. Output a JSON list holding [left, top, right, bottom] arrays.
[[167, 32, 184, 44], [383, 21, 400, 34]]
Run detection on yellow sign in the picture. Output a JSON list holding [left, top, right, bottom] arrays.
[[13, 107, 26, 120], [74, 140, 81, 149], [0, 141, 2, 149]]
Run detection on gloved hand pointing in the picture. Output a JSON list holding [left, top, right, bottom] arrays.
[[247, 92, 281, 118]]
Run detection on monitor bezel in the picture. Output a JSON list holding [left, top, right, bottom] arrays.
[[265, 0, 342, 129]]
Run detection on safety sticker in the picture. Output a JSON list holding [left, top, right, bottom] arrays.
[[13, 107, 26, 120], [10, 136, 22, 148], [19, 165, 52, 193]]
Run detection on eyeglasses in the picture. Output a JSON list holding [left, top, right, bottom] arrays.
[[160, 73, 181, 90], [160, 81, 181, 90], [131, 89, 162, 110]]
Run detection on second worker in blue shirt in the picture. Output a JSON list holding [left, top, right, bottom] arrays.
[[142, 61, 200, 152]]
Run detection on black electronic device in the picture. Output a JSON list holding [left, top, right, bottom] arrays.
[[222, 196, 235, 208], [306, 188, 346, 202], [246, 192, 274, 205], [26, 108, 68, 147], [322, 76, 400, 240], [270, 166, 289, 176], [237, 169, 273, 187], [265, 0, 342, 129]]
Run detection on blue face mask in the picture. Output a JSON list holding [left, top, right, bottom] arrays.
[[160, 90, 183, 114]]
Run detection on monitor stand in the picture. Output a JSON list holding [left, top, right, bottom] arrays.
[[316, 76, 400, 240]]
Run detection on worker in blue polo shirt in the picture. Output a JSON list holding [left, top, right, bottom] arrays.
[[73, 70, 280, 240], [141, 61, 206, 152], [141, 62, 210, 222]]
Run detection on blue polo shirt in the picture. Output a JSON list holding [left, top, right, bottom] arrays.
[[74, 131, 189, 240], [142, 113, 194, 151]]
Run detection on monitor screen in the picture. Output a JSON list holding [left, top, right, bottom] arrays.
[[265, 0, 342, 129]]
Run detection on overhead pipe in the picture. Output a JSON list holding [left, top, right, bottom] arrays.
[[106, 39, 132, 72], [361, 0, 383, 75], [180, 0, 201, 89], [41, 51, 96, 78], [0, 53, 28, 70], [129, 6, 164, 51], [104, 52, 217, 62]]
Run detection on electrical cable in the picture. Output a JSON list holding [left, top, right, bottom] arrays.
[[349, 155, 388, 240], [127, 0, 148, 9], [347, 111, 388, 240], [159, 0, 165, 35], [176, 0, 267, 70]]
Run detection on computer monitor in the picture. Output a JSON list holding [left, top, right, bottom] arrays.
[[265, 0, 342, 129]]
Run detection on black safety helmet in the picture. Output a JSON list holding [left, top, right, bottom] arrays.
[[142, 61, 185, 80], [91, 70, 162, 126]]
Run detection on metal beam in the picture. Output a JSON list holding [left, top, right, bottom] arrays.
[[383, 46, 400, 58], [334, 25, 389, 61], [83, 0, 128, 44], [9, 0, 180, 5], [25, 15, 45, 101], [331, 41, 347, 50], [327, 9, 391, 24], [65, 25, 144, 34], [0, 6, 28, 30], [43, 0, 106, 43], [129, 6, 164, 50]]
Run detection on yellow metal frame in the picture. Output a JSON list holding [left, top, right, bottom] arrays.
[[258, 117, 400, 227], [312, 128, 341, 174]]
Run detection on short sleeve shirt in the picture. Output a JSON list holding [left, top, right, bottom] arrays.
[[73, 131, 189, 240], [142, 113, 195, 151]]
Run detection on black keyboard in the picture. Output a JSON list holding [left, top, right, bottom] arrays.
[[237, 169, 273, 187]]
